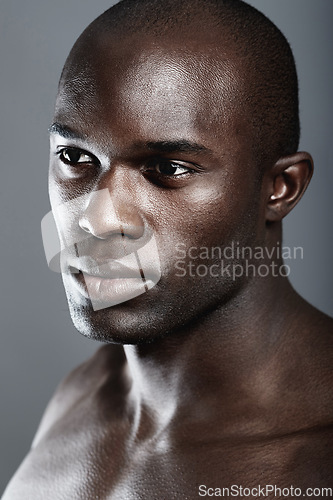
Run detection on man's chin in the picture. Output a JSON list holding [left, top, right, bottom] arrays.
[[66, 295, 170, 345]]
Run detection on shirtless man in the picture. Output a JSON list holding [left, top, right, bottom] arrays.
[[3, 0, 333, 498]]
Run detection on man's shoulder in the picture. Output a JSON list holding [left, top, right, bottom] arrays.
[[3, 345, 131, 499], [294, 296, 333, 340], [31, 344, 127, 448], [303, 303, 333, 350], [291, 303, 333, 424]]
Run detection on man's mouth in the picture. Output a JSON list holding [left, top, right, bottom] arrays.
[[67, 262, 158, 310]]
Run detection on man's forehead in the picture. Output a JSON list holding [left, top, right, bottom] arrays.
[[63, 31, 240, 85], [57, 37, 244, 126]]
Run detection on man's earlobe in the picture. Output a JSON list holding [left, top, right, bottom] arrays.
[[266, 152, 314, 222]]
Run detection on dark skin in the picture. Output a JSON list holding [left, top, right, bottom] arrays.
[[4, 28, 333, 500]]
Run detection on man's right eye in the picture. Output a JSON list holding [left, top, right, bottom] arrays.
[[56, 148, 96, 166]]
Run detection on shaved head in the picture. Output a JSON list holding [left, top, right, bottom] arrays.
[[59, 0, 299, 171]]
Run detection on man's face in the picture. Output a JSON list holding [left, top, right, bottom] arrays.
[[49, 36, 265, 343]]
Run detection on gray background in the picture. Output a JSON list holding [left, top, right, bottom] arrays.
[[0, 0, 332, 493]]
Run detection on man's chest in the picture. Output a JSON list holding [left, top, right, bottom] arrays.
[[4, 424, 333, 499]]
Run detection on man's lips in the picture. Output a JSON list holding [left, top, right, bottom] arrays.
[[69, 264, 146, 280], [67, 261, 159, 308], [62, 245, 161, 309], [74, 271, 148, 301], [66, 252, 161, 279]]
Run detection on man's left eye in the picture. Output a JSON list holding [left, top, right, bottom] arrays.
[[153, 160, 193, 176]]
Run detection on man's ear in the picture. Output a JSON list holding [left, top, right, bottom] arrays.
[[266, 152, 314, 222]]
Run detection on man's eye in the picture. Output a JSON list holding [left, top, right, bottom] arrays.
[[152, 160, 193, 177], [57, 148, 95, 165]]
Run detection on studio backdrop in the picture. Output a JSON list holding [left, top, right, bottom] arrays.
[[0, 0, 332, 492]]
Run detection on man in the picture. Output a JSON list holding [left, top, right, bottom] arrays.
[[3, 0, 332, 498]]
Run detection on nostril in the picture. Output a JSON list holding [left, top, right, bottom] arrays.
[[79, 214, 145, 240], [77, 188, 146, 240], [118, 224, 145, 240], [79, 218, 91, 234]]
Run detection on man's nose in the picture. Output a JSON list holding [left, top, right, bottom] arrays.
[[78, 170, 145, 241]]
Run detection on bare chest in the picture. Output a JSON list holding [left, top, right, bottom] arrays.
[[4, 423, 333, 499]]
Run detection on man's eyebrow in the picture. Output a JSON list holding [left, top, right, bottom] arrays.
[[48, 123, 86, 140], [143, 140, 211, 155], [48, 126, 212, 156]]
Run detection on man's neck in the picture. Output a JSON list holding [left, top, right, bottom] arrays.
[[123, 276, 305, 444]]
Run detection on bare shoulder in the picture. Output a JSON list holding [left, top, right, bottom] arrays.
[[301, 302, 333, 373], [2, 345, 131, 499], [32, 344, 127, 448], [293, 303, 333, 418], [304, 304, 333, 353]]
